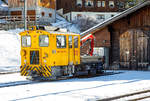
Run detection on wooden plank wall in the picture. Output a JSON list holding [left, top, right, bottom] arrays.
[[8, 0, 56, 9], [8, 0, 36, 8], [109, 5, 150, 68]]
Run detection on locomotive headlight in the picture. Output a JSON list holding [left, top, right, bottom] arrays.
[[44, 59, 47, 63], [24, 59, 27, 63]]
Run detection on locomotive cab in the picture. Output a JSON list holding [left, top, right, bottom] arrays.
[[20, 26, 80, 80]]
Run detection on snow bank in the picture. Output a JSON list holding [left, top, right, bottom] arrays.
[[0, 29, 23, 67]]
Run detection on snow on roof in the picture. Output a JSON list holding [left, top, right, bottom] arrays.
[[81, 1, 150, 37], [0, 0, 8, 10]]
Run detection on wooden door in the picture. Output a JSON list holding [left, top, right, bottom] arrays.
[[120, 29, 149, 69]]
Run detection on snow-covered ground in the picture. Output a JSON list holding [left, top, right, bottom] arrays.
[[0, 11, 150, 101], [0, 29, 23, 72], [0, 70, 150, 101]]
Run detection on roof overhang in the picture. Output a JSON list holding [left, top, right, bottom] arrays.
[[80, 1, 150, 37]]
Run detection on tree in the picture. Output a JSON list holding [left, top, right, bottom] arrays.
[[125, 0, 145, 8], [72, 17, 99, 32]]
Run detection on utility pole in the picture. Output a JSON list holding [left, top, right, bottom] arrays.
[[24, 0, 27, 30], [55, 0, 56, 23]]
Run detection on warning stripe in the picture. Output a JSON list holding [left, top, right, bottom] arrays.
[[45, 66, 52, 76], [43, 67, 49, 77], [21, 65, 28, 76], [33, 66, 40, 73], [40, 66, 47, 77], [45, 66, 52, 77], [45, 66, 51, 74], [20, 65, 53, 78], [20, 65, 26, 72], [24, 66, 30, 76]]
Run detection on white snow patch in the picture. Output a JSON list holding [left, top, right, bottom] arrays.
[[0, 29, 23, 67], [0, 71, 150, 101]]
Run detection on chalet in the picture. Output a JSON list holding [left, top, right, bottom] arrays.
[[81, 1, 150, 70], [56, 0, 126, 22], [8, 0, 56, 23]]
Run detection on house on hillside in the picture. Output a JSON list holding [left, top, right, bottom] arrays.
[[8, 0, 56, 24], [81, 1, 150, 70], [56, 0, 126, 22]]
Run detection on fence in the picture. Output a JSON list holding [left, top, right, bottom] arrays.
[[0, 15, 52, 30]]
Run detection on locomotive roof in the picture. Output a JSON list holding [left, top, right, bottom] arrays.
[[20, 30, 80, 36], [20, 26, 80, 36], [47, 31, 80, 35]]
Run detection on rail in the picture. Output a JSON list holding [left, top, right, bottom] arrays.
[[99, 89, 150, 101]]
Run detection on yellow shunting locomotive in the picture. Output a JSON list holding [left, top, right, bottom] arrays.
[[20, 26, 103, 80]]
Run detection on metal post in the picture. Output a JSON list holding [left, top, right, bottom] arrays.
[[104, 47, 109, 69], [24, 0, 27, 30], [55, 0, 57, 23]]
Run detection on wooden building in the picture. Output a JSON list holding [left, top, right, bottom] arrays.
[[8, 0, 56, 23], [57, 0, 126, 13], [81, 1, 150, 70], [56, 0, 126, 22]]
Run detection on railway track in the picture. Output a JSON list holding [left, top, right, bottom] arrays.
[[0, 70, 122, 89], [0, 66, 19, 75], [99, 89, 150, 101], [0, 71, 19, 75], [0, 80, 39, 88]]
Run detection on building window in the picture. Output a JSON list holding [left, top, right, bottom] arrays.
[[41, 12, 45, 17], [102, 1, 105, 7], [109, 1, 115, 8], [49, 13, 52, 17], [77, 14, 82, 19], [96, 14, 105, 20], [85, 0, 93, 7], [76, 0, 82, 7], [97, 1, 101, 7]]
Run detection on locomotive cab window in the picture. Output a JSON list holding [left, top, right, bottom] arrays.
[[69, 36, 72, 48], [56, 35, 66, 48], [39, 35, 49, 47], [74, 36, 78, 48], [22, 36, 31, 47]]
